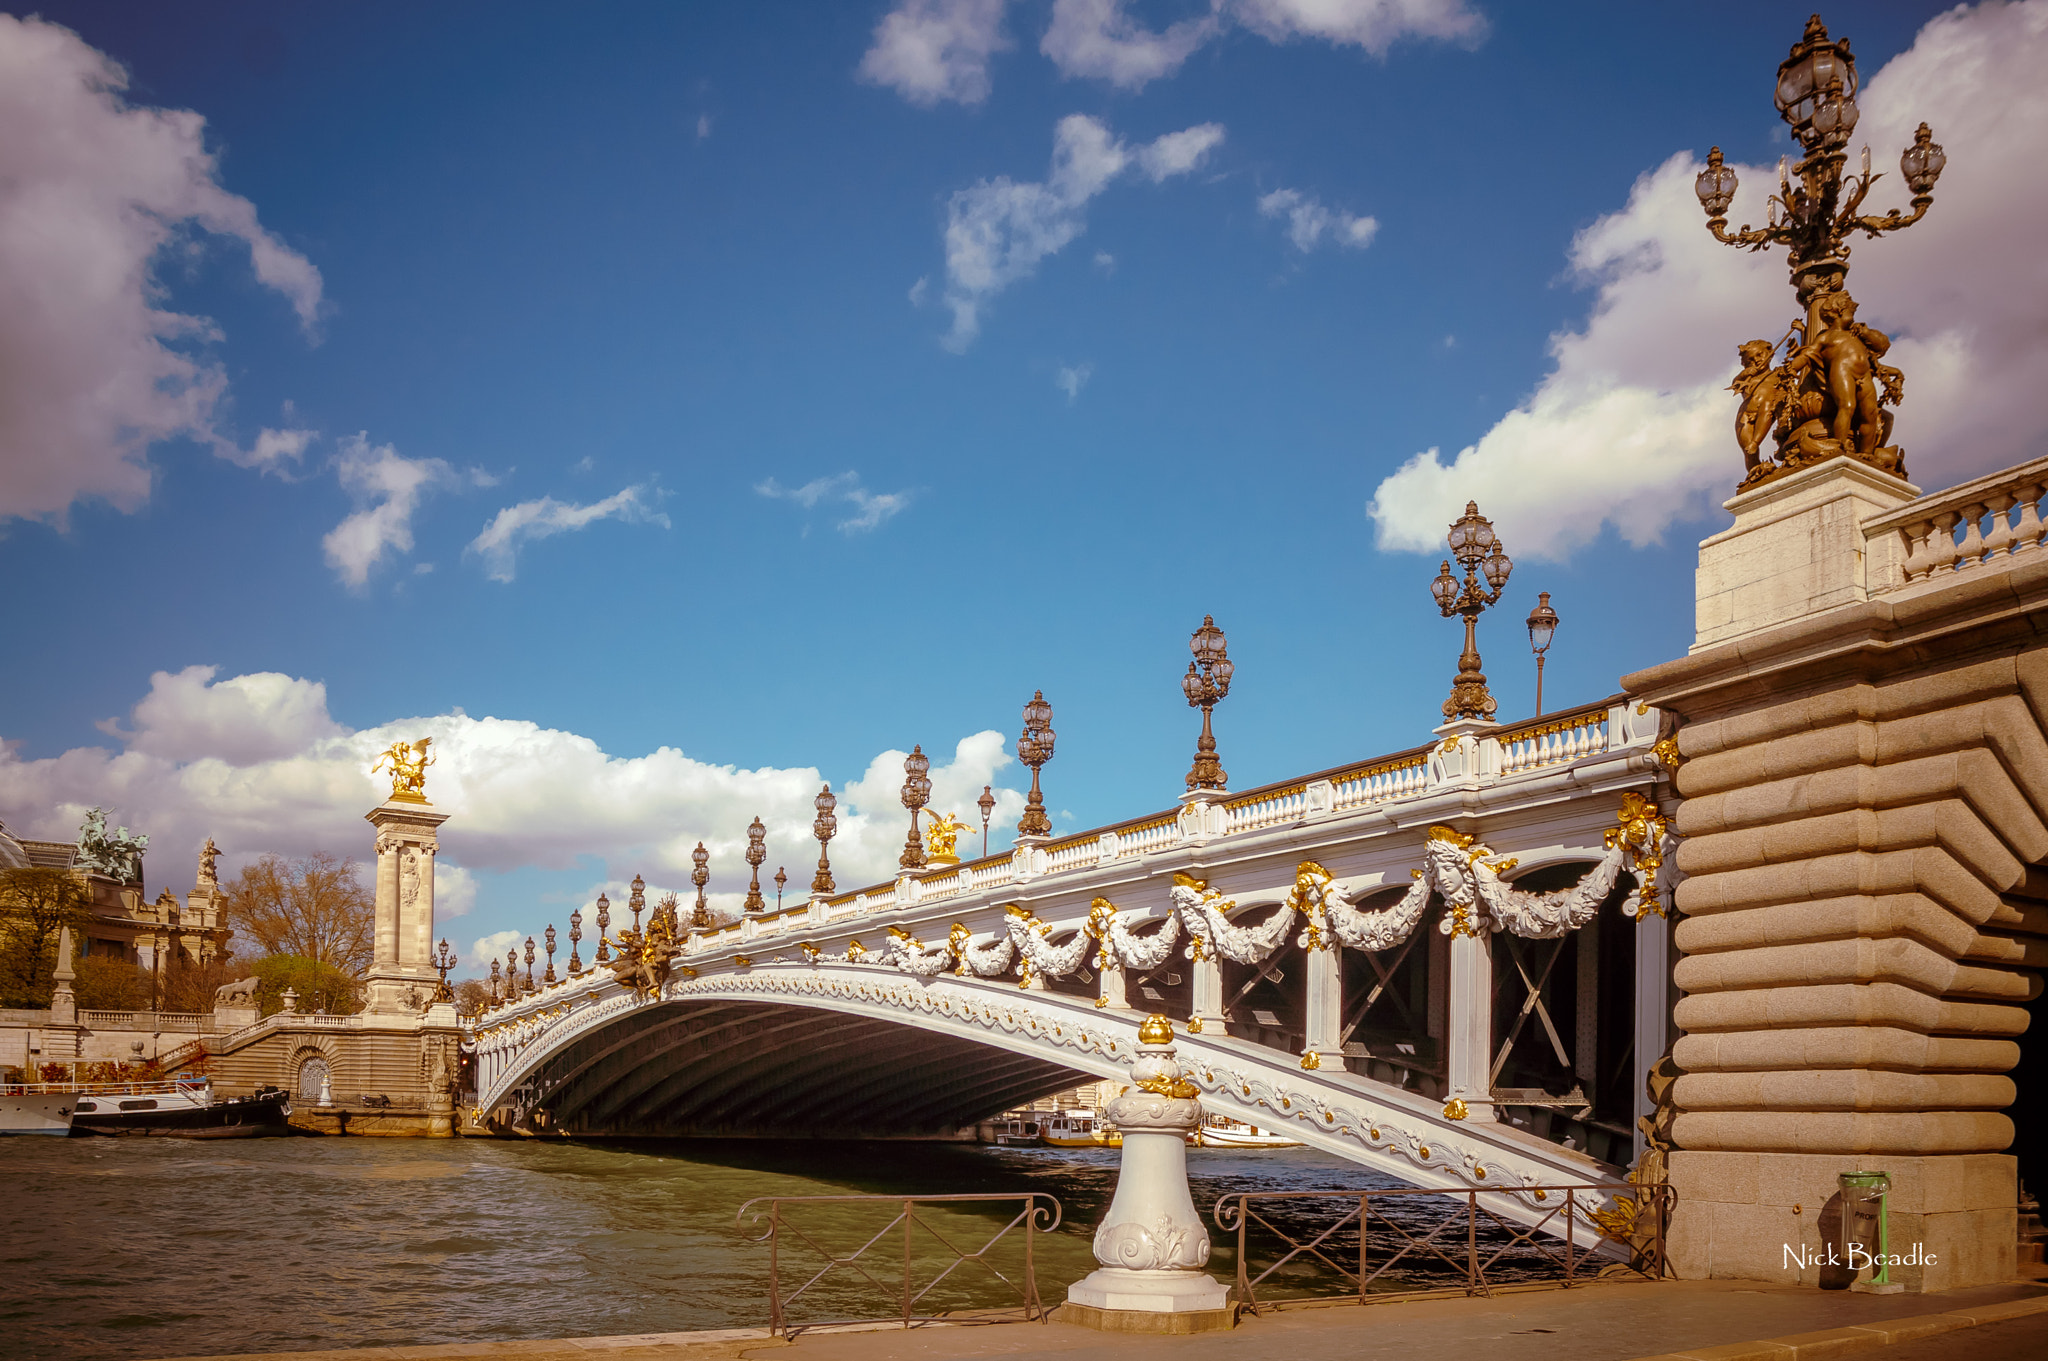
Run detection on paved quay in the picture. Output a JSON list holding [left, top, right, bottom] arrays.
[[157, 1279, 2048, 1361]]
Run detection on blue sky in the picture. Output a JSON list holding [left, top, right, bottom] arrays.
[[3, 1, 2040, 964]]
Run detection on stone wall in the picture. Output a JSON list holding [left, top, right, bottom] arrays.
[[1626, 458, 2048, 1292], [194, 1013, 463, 1137]]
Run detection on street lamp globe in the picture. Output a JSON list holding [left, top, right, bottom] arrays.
[[1526, 591, 1559, 654], [1431, 561, 1459, 612], [1482, 546, 1513, 592], [1695, 147, 1738, 217], [1180, 661, 1203, 705], [1900, 123, 1946, 195]]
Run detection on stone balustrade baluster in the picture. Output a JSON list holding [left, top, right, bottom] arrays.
[[1980, 491, 2017, 561], [1954, 502, 1988, 570], [2013, 484, 2046, 555]]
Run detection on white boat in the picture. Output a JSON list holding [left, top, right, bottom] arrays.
[[71, 1077, 292, 1138], [1039, 1108, 1120, 1149], [0, 1084, 78, 1136], [1193, 1114, 1302, 1148]]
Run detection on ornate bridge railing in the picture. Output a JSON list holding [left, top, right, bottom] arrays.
[[734, 1192, 1063, 1337], [1212, 1181, 1671, 1314]]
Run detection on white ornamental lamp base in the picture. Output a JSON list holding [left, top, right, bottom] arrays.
[[1062, 1016, 1233, 1334]]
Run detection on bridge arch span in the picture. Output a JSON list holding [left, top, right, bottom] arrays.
[[475, 964, 1626, 1233]]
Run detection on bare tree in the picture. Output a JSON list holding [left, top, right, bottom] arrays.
[[223, 852, 374, 977]]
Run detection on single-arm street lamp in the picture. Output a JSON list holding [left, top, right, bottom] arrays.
[[1526, 592, 1559, 717], [977, 784, 996, 857]]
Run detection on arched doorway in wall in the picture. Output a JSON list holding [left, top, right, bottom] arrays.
[[295, 1054, 331, 1102]]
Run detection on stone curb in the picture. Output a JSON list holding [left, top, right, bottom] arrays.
[[1628, 1294, 2048, 1361]]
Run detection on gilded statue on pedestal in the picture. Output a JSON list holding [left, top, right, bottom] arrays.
[[372, 737, 435, 803], [923, 810, 969, 864], [1695, 17, 1947, 491]]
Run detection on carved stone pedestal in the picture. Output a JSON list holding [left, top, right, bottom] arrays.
[[1063, 1021, 1232, 1333]]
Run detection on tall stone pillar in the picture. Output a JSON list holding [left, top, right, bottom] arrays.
[[1303, 938, 1341, 1070], [1444, 925, 1495, 1122], [364, 797, 451, 1015], [1627, 455, 2043, 1292]]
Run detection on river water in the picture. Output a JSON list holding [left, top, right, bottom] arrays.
[[4, 1134, 1446, 1361]]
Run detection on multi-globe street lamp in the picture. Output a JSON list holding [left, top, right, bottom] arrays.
[[1432, 502, 1513, 721], [1182, 615, 1234, 790], [899, 745, 932, 870], [691, 841, 712, 929], [811, 784, 838, 893], [1694, 15, 1945, 489], [1016, 692, 1055, 838], [743, 816, 767, 913]]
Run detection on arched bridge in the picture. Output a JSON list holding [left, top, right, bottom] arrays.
[[472, 698, 1677, 1230]]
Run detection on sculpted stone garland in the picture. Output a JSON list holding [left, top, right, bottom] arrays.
[[793, 795, 1673, 982]]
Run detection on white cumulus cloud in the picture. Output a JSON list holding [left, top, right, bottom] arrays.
[[756, 471, 912, 533], [938, 114, 1224, 349], [1369, 0, 2048, 561], [1041, 0, 1483, 91], [0, 668, 1029, 927], [0, 15, 325, 524], [322, 434, 463, 588], [1258, 187, 1378, 252], [860, 0, 1012, 106], [466, 484, 670, 583]]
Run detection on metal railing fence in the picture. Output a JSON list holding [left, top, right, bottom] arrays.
[[734, 1192, 1062, 1337], [1212, 1182, 1671, 1315]]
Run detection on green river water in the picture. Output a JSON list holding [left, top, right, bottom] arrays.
[[3, 1135, 1427, 1360]]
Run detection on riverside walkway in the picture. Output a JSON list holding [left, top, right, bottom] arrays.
[[159, 1279, 2048, 1361]]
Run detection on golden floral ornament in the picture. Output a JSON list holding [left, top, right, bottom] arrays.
[[1299, 1048, 1321, 1071], [1604, 791, 1674, 920], [1443, 1097, 1470, 1121], [1137, 1014, 1174, 1044]]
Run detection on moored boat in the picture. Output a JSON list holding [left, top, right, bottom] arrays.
[[1193, 1113, 1302, 1148], [71, 1077, 292, 1138], [0, 1085, 77, 1136], [1039, 1108, 1121, 1149]]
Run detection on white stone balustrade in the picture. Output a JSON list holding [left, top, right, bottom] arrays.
[[1863, 453, 2048, 591]]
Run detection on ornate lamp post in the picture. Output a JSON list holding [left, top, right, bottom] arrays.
[[629, 874, 646, 935], [1017, 693, 1055, 837], [1694, 15, 1945, 489], [899, 745, 932, 870], [977, 784, 996, 857], [774, 866, 787, 912], [506, 946, 521, 997], [568, 907, 584, 975], [811, 786, 837, 894], [543, 925, 557, 985], [489, 957, 502, 1006], [434, 938, 455, 1002], [1432, 502, 1514, 721], [522, 937, 536, 992], [743, 816, 768, 912], [594, 891, 611, 963], [1526, 592, 1560, 717], [691, 842, 711, 928], [1182, 616, 1234, 790]]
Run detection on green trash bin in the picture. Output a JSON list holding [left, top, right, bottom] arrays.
[[1838, 1171, 1893, 1289]]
